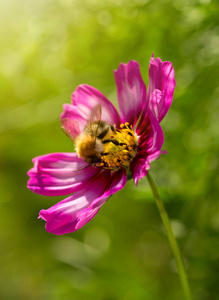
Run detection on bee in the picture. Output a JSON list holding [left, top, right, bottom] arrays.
[[61, 104, 116, 165]]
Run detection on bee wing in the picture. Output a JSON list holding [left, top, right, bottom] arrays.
[[89, 104, 102, 123], [89, 104, 102, 141], [61, 118, 80, 141]]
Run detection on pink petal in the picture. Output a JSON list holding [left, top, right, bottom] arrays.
[[130, 150, 163, 186], [148, 55, 175, 122], [71, 84, 121, 127], [60, 104, 87, 134], [90, 168, 127, 209], [131, 112, 164, 185], [114, 61, 147, 127], [137, 110, 164, 155], [39, 170, 111, 234], [39, 168, 127, 235], [149, 89, 163, 120], [27, 152, 101, 196], [130, 153, 149, 185], [146, 151, 163, 164], [76, 168, 127, 230]]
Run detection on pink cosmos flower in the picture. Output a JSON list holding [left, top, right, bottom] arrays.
[[27, 54, 175, 235]]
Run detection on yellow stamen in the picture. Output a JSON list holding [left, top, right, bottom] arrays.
[[100, 122, 138, 170]]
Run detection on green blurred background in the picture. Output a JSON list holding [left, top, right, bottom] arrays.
[[0, 0, 219, 299]]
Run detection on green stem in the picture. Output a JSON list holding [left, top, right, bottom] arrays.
[[146, 172, 192, 300]]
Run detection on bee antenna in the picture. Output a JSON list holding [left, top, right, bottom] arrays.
[[73, 164, 105, 172], [94, 165, 104, 169], [72, 165, 90, 172]]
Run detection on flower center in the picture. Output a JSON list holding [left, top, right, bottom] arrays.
[[100, 123, 138, 170]]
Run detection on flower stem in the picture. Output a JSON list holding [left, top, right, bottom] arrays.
[[146, 172, 192, 300]]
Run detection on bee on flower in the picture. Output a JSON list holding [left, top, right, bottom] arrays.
[[61, 103, 138, 169], [27, 54, 175, 235]]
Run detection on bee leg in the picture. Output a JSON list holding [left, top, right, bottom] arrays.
[[110, 139, 120, 146], [103, 139, 127, 147], [102, 139, 112, 144], [101, 152, 109, 156], [110, 125, 116, 133]]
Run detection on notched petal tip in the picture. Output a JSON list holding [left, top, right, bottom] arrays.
[[149, 54, 175, 122]]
